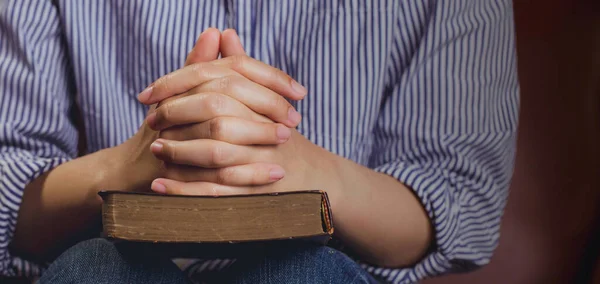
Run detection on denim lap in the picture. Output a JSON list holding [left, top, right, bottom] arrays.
[[38, 238, 377, 284], [225, 244, 378, 284], [39, 238, 190, 284]]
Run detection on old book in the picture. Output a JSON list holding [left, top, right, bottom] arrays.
[[98, 190, 334, 258]]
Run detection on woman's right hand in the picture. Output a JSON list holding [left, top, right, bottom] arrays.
[[112, 28, 305, 192], [112, 27, 307, 192], [111, 29, 224, 192]]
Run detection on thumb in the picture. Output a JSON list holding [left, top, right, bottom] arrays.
[[220, 29, 246, 57], [184, 27, 221, 66]]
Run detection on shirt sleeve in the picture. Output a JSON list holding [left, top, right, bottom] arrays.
[[364, 1, 519, 282], [0, 0, 78, 277]]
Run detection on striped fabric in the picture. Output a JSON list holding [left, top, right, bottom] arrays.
[[0, 0, 519, 283]]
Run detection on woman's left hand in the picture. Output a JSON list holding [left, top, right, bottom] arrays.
[[150, 124, 342, 201], [146, 30, 342, 200]]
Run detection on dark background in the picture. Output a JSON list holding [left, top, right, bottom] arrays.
[[424, 0, 600, 283]]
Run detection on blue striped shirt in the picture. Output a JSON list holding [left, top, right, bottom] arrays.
[[0, 0, 519, 282]]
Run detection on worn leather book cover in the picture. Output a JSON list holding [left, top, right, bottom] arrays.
[[98, 190, 334, 258]]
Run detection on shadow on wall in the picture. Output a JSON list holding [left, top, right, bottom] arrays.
[[423, 0, 600, 283]]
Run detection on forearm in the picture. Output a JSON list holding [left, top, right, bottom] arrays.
[[328, 156, 432, 268], [10, 146, 126, 261]]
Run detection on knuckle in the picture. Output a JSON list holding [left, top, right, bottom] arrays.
[[217, 76, 232, 91], [271, 123, 285, 140], [217, 75, 244, 92], [209, 144, 225, 167], [230, 55, 248, 71], [206, 94, 226, 115], [157, 102, 174, 122], [216, 168, 235, 185], [191, 62, 202, 74], [229, 74, 245, 85], [194, 122, 210, 139], [191, 62, 210, 79], [165, 143, 177, 163], [270, 96, 290, 112], [208, 117, 227, 139]]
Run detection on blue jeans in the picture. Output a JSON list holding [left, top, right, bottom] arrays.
[[39, 238, 378, 283]]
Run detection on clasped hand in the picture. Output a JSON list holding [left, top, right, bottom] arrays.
[[137, 29, 340, 198]]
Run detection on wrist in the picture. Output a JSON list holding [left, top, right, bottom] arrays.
[[92, 146, 130, 192], [75, 146, 124, 207], [315, 151, 347, 214], [109, 140, 158, 192], [323, 154, 372, 235]]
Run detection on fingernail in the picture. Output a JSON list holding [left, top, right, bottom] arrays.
[[291, 80, 308, 97], [146, 112, 157, 129], [151, 180, 167, 194], [269, 168, 285, 181], [276, 125, 291, 143], [150, 140, 163, 153], [137, 86, 154, 102], [287, 107, 302, 126]]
